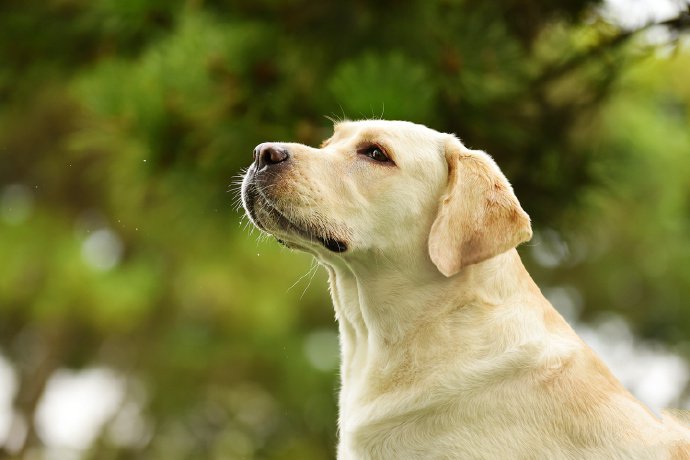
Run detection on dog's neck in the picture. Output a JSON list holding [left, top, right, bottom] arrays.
[[323, 248, 532, 345], [320, 248, 552, 393], [320, 247, 563, 433]]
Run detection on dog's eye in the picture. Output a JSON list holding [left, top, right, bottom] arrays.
[[360, 146, 390, 163]]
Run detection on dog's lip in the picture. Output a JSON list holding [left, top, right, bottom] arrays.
[[244, 179, 348, 253], [265, 200, 348, 253]]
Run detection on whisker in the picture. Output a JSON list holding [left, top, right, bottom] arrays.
[[299, 262, 320, 301], [287, 259, 319, 293]]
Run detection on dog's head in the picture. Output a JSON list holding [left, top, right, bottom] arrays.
[[241, 120, 531, 276]]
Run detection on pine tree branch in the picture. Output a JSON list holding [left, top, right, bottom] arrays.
[[533, 8, 690, 89]]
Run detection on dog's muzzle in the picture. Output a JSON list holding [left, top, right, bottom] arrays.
[[241, 144, 348, 254]]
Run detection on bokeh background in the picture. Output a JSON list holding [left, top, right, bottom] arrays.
[[1, 0, 690, 458]]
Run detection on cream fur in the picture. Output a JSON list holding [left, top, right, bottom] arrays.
[[241, 120, 690, 459]]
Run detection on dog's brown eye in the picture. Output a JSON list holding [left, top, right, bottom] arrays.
[[361, 146, 389, 162]]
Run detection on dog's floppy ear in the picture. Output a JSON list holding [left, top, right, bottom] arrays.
[[428, 136, 532, 277]]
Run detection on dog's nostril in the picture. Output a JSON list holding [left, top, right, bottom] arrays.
[[265, 146, 288, 164], [255, 143, 289, 168]]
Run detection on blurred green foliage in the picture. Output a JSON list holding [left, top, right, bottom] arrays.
[[0, 0, 689, 458]]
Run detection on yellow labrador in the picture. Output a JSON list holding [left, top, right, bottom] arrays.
[[241, 120, 690, 459]]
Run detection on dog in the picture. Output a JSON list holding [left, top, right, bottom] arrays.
[[241, 120, 690, 459]]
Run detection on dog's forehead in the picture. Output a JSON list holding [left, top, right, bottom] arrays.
[[326, 120, 446, 157]]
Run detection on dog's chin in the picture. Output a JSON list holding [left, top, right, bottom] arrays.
[[275, 236, 347, 253], [259, 209, 348, 254], [242, 183, 348, 254]]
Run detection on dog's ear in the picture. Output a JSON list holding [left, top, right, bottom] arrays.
[[428, 136, 532, 277]]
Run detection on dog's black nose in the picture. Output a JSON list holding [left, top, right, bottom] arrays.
[[254, 143, 289, 169]]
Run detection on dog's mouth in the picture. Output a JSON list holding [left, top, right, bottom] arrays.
[[241, 174, 348, 253]]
